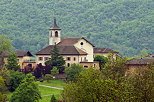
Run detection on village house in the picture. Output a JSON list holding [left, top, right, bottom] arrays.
[[125, 59, 154, 75], [35, 18, 117, 69], [1, 51, 35, 69]]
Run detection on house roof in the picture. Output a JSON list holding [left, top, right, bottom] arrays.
[[94, 47, 117, 53], [126, 59, 154, 65], [58, 37, 95, 47], [36, 45, 87, 55], [15, 51, 33, 57], [0, 51, 33, 57]]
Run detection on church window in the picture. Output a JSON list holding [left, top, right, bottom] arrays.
[[44, 57, 49, 61], [84, 57, 86, 61], [67, 63, 70, 67], [67, 57, 71, 61], [55, 31, 58, 37], [74, 57, 76, 61], [39, 57, 43, 61], [80, 42, 83, 45]]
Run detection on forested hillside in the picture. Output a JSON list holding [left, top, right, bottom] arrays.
[[0, 0, 153, 57]]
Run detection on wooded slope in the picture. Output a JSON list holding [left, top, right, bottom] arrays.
[[0, 0, 153, 56]]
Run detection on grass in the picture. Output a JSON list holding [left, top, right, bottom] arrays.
[[39, 86, 63, 102], [6, 79, 65, 102], [38, 80, 64, 102], [36, 79, 64, 87]]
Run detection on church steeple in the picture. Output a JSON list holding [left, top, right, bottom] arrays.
[[50, 18, 61, 30], [49, 18, 61, 45]]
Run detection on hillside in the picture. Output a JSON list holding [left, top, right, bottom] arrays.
[[0, 0, 153, 57]]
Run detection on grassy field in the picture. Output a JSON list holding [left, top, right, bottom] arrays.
[[6, 79, 65, 102], [38, 80, 64, 102]]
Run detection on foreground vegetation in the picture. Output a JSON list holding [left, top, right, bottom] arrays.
[[0, 0, 153, 56], [62, 58, 154, 102], [6, 80, 64, 102]]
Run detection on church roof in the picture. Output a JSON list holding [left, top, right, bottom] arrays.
[[36, 45, 87, 55], [94, 47, 117, 53], [50, 18, 61, 30], [58, 37, 95, 47]]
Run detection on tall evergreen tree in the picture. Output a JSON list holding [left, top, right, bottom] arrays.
[[50, 94, 57, 102], [10, 74, 41, 102], [7, 52, 20, 70], [46, 45, 65, 73], [0, 35, 12, 69]]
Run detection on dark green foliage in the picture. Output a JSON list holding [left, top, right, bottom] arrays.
[[0, 0, 153, 57], [65, 64, 83, 81], [0, 76, 7, 102], [7, 52, 20, 70], [50, 94, 57, 102], [10, 74, 41, 102], [51, 67, 59, 75], [94, 55, 108, 70], [46, 45, 65, 73], [0, 35, 12, 69], [44, 74, 53, 83], [8, 70, 25, 92]]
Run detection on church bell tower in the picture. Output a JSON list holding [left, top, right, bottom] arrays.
[[49, 18, 61, 45]]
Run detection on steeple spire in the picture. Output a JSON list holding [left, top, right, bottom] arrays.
[[50, 17, 61, 30]]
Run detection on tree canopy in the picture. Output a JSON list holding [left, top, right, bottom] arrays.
[[10, 74, 41, 102]]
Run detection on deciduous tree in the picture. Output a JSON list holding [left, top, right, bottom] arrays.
[[8, 70, 25, 92], [65, 64, 83, 81], [94, 55, 108, 70], [10, 74, 41, 102]]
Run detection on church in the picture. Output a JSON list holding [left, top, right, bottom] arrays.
[[35, 18, 118, 69]]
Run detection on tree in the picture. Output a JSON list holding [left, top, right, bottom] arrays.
[[44, 74, 53, 83], [62, 69, 125, 102], [103, 56, 127, 81], [46, 44, 65, 73], [0, 35, 12, 69], [7, 51, 20, 70], [8, 70, 25, 92], [0, 69, 10, 87], [51, 67, 59, 75], [128, 66, 154, 101], [65, 64, 83, 81], [50, 94, 57, 102], [10, 74, 41, 102], [0, 76, 7, 102], [94, 55, 108, 70]]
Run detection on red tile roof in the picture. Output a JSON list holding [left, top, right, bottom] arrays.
[[36, 45, 87, 55], [94, 47, 117, 53], [0, 51, 33, 57], [126, 59, 154, 65]]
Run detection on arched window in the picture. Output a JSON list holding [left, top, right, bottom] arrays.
[[55, 31, 58, 37]]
